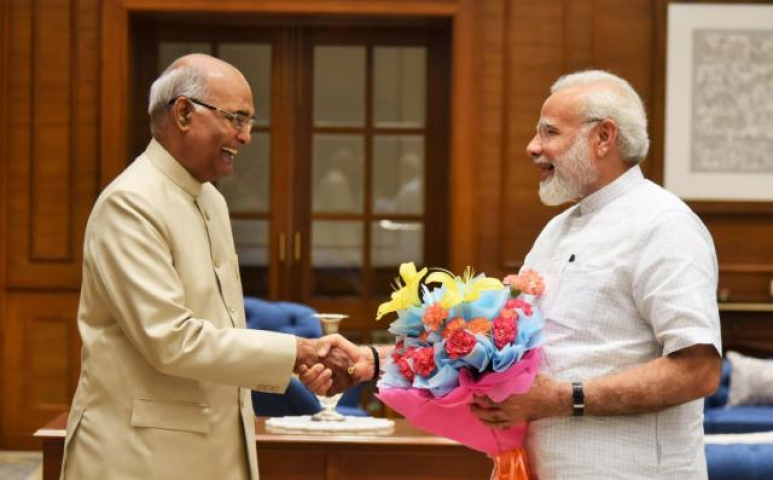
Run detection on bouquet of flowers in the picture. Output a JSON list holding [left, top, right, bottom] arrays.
[[375, 262, 545, 480]]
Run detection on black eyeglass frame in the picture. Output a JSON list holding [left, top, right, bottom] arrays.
[[168, 96, 257, 132]]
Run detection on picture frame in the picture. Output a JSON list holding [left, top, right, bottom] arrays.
[[664, 3, 773, 202]]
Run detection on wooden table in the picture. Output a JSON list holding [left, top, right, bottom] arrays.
[[35, 413, 492, 479]]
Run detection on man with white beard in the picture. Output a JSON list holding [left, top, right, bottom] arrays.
[[470, 70, 723, 479]]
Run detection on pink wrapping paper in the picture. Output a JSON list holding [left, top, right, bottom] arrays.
[[376, 349, 541, 456]]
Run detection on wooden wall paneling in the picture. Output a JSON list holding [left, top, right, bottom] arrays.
[[475, 0, 508, 274], [121, 0, 458, 16], [448, 0, 478, 271], [73, 0, 100, 252], [1, 0, 9, 450], [2, 293, 80, 449], [562, 0, 595, 72], [593, 0, 655, 177], [6, 0, 99, 289], [460, 0, 506, 274], [32, 0, 73, 262], [101, 0, 129, 187], [500, 0, 567, 271], [708, 214, 773, 302]]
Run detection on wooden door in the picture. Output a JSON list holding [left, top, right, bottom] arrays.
[[131, 19, 450, 341]]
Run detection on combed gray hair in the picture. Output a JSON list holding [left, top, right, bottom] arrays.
[[147, 64, 209, 136], [551, 70, 649, 164]]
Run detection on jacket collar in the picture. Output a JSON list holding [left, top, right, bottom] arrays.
[[145, 138, 203, 198]]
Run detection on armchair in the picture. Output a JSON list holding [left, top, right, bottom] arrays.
[[244, 297, 367, 417]]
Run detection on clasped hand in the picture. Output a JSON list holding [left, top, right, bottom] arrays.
[[294, 334, 374, 396]]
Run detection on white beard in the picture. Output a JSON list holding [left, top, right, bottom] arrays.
[[538, 131, 600, 206]]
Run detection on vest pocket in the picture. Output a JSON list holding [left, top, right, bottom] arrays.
[[130, 398, 210, 434]]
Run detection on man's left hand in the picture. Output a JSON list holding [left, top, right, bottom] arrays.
[[469, 373, 573, 428]]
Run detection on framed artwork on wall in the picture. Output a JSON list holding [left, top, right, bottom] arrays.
[[665, 3, 773, 202]]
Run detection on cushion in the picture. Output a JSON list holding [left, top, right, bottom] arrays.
[[706, 444, 773, 480], [727, 351, 773, 407], [704, 406, 773, 434], [244, 297, 321, 338]]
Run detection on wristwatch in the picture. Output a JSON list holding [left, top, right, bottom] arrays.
[[572, 381, 585, 417]]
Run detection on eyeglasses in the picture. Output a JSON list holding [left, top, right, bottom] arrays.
[[169, 97, 257, 132], [537, 117, 606, 141]]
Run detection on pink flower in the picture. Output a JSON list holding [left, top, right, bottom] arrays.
[[413, 347, 437, 378], [512, 269, 545, 296], [445, 330, 476, 359], [493, 317, 517, 349], [422, 304, 449, 332], [506, 299, 533, 316], [502, 274, 519, 286], [442, 317, 466, 339], [397, 357, 415, 382]]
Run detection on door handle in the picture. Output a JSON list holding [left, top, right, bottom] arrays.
[[294, 231, 302, 261]]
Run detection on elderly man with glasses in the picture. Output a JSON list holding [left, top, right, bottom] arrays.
[[470, 70, 723, 479], [60, 54, 353, 480]]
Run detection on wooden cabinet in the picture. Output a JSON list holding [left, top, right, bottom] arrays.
[[719, 303, 773, 356], [35, 415, 492, 480]]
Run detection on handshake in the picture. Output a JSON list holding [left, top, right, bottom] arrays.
[[293, 334, 377, 396]]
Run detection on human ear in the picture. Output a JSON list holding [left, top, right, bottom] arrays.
[[594, 119, 617, 157], [172, 99, 193, 131]]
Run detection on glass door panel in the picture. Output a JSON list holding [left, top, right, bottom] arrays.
[[220, 43, 272, 126], [217, 132, 270, 212], [373, 47, 426, 128], [313, 46, 366, 127], [312, 134, 365, 214], [312, 221, 363, 296], [370, 220, 424, 295], [305, 37, 438, 321], [372, 135, 424, 214]]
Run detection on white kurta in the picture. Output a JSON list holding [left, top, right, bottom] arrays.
[[523, 166, 721, 479]]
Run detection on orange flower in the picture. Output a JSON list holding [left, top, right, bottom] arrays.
[[442, 317, 466, 339], [498, 308, 518, 321], [468, 318, 492, 335], [422, 303, 449, 332]]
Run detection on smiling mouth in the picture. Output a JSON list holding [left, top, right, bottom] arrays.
[[222, 147, 238, 161], [535, 160, 555, 181]]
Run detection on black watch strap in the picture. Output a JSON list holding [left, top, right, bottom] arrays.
[[572, 382, 585, 417]]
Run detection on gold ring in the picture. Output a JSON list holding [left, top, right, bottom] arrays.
[[347, 366, 356, 376]]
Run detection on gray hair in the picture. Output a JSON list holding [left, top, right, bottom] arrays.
[[147, 64, 209, 136], [551, 70, 649, 164]]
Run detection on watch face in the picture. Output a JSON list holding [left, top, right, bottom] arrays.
[[572, 382, 584, 416]]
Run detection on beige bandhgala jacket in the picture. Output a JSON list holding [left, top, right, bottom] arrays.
[[61, 139, 296, 479]]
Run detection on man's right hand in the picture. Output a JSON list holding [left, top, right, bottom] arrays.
[[297, 334, 375, 396], [294, 337, 333, 394]]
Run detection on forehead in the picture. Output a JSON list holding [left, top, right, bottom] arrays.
[[539, 88, 584, 127], [207, 70, 254, 112]]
